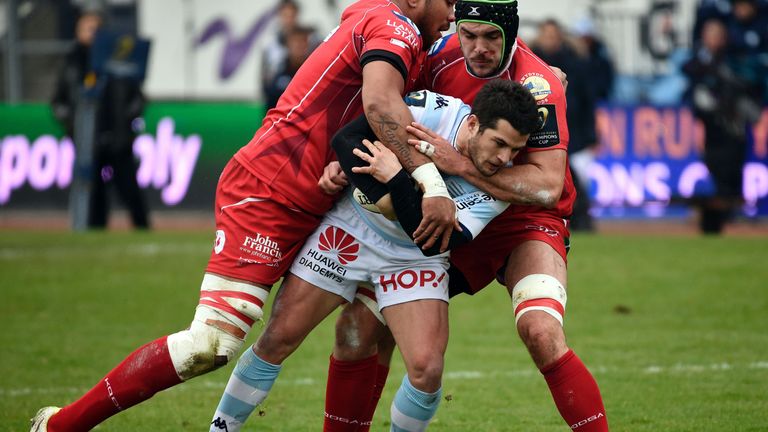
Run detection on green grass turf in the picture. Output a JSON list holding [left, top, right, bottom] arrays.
[[1, 230, 767, 431]]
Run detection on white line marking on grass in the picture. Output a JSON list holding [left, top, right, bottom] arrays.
[[4, 360, 767, 398], [0, 243, 204, 259]]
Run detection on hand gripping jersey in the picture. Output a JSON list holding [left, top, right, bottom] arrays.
[[327, 90, 509, 250], [234, 0, 426, 216], [424, 34, 575, 219]]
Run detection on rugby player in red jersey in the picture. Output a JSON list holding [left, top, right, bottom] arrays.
[[320, 1, 609, 431], [31, 1, 455, 431]]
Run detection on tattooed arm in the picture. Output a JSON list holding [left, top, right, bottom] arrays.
[[360, 62, 431, 172], [359, 61, 458, 251]]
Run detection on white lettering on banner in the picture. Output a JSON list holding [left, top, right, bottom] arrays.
[[744, 163, 768, 216], [0, 116, 200, 206], [0, 135, 74, 204], [677, 162, 709, 198], [589, 161, 768, 214], [134, 117, 201, 206], [591, 162, 676, 207]]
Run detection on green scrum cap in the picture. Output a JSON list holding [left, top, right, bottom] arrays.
[[454, 0, 519, 75]]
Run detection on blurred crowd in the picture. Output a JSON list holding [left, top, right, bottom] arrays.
[[260, 0, 319, 111], [684, 0, 767, 232], [257, 0, 767, 233], [34, 0, 768, 233]]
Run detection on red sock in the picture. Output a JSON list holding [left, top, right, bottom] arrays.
[[541, 349, 608, 431], [356, 362, 390, 432], [49, 336, 182, 432], [323, 354, 377, 432]]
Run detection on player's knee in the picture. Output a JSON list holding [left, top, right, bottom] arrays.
[[376, 332, 397, 363], [253, 321, 307, 362], [333, 301, 381, 361], [517, 312, 560, 347], [405, 352, 444, 392], [167, 319, 244, 380]]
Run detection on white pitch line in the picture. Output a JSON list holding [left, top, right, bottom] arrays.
[[0, 243, 205, 260], [3, 360, 767, 399]]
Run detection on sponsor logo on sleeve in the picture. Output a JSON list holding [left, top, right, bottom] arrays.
[[521, 73, 552, 101], [434, 95, 449, 109], [427, 35, 449, 56], [390, 38, 408, 49], [454, 191, 496, 210], [527, 104, 560, 148], [387, 20, 421, 48]]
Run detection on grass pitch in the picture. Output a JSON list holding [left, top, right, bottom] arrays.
[[1, 230, 767, 431]]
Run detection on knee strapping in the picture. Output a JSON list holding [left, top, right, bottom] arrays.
[[511, 274, 567, 326], [167, 274, 270, 381], [197, 273, 269, 333], [167, 314, 245, 380]]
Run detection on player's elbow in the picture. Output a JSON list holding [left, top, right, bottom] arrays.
[[537, 184, 563, 209], [362, 90, 399, 120], [501, 182, 562, 208]]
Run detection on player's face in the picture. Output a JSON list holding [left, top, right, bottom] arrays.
[[418, 0, 456, 46], [458, 22, 504, 77], [467, 117, 528, 176]]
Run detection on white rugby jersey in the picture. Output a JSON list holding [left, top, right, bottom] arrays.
[[325, 90, 510, 249]]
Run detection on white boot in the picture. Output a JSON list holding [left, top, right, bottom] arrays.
[[30, 407, 61, 432]]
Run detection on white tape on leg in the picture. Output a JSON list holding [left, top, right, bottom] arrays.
[[511, 274, 567, 326], [166, 274, 271, 380]]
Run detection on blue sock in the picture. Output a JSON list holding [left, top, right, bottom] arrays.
[[209, 348, 281, 432], [390, 375, 442, 432]]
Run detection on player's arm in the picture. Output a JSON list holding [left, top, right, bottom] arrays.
[[361, 60, 460, 251], [330, 113, 394, 217], [457, 148, 566, 208], [350, 139, 473, 256], [407, 123, 566, 208]]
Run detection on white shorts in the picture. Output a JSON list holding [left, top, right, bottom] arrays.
[[288, 198, 450, 310]]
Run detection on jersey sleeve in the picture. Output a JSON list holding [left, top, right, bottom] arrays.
[[404, 90, 467, 139], [518, 40, 570, 153], [448, 177, 510, 238], [358, 10, 423, 81]]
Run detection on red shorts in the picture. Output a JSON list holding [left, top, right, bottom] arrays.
[[205, 159, 323, 286], [449, 209, 570, 294]]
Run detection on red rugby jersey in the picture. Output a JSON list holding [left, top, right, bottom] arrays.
[[423, 34, 575, 218], [235, 0, 425, 216]]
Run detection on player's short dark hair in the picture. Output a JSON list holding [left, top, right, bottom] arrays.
[[471, 79, 540, 136]]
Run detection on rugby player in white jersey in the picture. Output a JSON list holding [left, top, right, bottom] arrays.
[[208, 79, 541, 432]]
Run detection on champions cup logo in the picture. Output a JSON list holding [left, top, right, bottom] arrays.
[[318, 227, 360, 265], [537, 106, 549, 130]]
